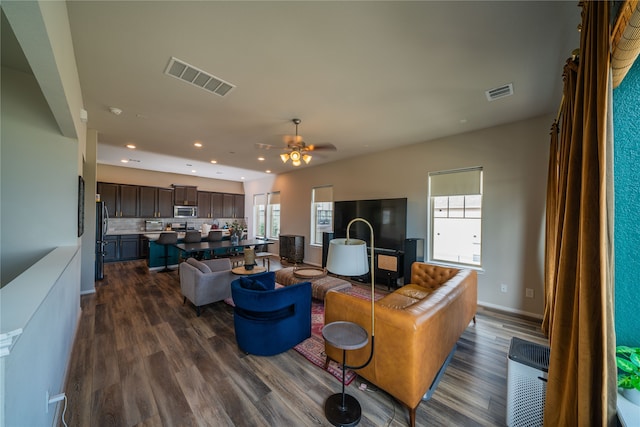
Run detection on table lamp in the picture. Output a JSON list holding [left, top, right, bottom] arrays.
[[323, 217, 375, 426]]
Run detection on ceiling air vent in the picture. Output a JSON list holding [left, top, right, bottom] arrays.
[[485, 83, 514, 101], [164, 57, 235, 97]]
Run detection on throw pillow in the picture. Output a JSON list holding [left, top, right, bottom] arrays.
[[186, 257, 212, 273], [239, 276, 268, 291]]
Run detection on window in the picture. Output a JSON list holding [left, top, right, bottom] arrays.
[[429, 168, 483, 267], [254, 192, 280, 239], [253, 194, 266, 238], [267, 192, 280, 239], [311, 186, 333, 245]]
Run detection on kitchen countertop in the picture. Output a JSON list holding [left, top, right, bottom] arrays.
[[106, 229, 229, 241]]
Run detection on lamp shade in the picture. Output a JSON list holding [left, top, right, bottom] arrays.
[[326, 238, 369, 276]]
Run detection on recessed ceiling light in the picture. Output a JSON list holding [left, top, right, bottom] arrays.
[[210, 160, 217, 164], [265, 170, 271, 173], [240, 177, 245, 180], [194, 142, 203, 148], [258, 157, 265, 161], [109, 106, 122, 116], [459, 118, 468, 124], [120, 159, 129, 163], [126, 144, 136, 149], [191, 170, 197, 173], [216, 172, 223, 175]]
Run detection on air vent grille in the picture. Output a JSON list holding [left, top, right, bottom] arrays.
[[165, 57, 235, 97], [485, 83, 514, 101]]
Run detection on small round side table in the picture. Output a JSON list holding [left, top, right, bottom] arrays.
[[231, 266, 267, 275], [322, 321, 368, 426]]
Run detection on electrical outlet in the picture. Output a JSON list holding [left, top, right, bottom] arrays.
[[500, 284, 508, 293], [525, 288, 534, 298]]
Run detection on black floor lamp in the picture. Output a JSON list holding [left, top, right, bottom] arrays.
[[322, 218, 376, 427]]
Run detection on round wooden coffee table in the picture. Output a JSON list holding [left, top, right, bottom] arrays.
[[231, 266, 267, 275]]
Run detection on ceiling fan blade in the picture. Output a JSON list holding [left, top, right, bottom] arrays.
[[307, 143, 337, 152], [255, 142, 277, 150]]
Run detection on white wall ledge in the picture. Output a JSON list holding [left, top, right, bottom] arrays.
[[0, 246, 79, 357]]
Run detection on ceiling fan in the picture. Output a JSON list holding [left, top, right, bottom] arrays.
[[280, 118, 337, 166]]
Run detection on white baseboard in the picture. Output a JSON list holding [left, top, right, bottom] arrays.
[[477, 300, 543, 320]]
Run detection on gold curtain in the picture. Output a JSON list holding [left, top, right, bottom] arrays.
[[542, 1, 616, 425]]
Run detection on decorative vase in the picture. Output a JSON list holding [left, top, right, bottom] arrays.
[[621, 388, 640, 406], [230, 234, 239, 245], [244, 247, 255, 270]]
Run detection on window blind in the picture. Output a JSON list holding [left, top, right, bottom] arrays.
[[429, 168, 483, 197]]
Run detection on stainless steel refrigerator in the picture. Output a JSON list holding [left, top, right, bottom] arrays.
[[95, 201, 109, 280]]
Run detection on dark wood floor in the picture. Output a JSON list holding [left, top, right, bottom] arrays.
[[61, 259, 548, 427]]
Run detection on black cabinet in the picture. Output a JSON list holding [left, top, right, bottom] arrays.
[[119, 235, 140, 260], [104, 234, 147, 262], [104, 235, 118, 262], [280, 235, 304, 263]]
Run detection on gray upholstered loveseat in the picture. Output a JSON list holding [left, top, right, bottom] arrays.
[[179, 258, 235, 316]]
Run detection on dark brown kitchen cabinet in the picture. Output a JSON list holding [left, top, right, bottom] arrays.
[[157, 188, 174, 217], [97, 182, 139, 218], [222, 193, 244, 218], [234, 194, 245, 218], [222, 193, 234, 218], [197, 191, 212, 218], [140, 186, 174, 218], [211, 193, 224, 218], [173, 185, 197, 206]]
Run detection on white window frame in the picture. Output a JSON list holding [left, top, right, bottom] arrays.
[[428, 167, 483, 268], [253, 194, 267, 239], [266, 192, 280, 239], [311, 186, 333, 246]]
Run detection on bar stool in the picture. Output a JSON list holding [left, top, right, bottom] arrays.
[[254, 242, 274, 271], [255, 251, 274, 271], [183, 230, 203, 259], [184, 230, 201, 243], [156, 232, 178, 273]]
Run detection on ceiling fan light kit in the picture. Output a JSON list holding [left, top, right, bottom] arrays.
[[280, 118, 334, 166]]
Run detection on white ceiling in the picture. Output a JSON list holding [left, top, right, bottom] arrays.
[[32, 2, 585, 181]]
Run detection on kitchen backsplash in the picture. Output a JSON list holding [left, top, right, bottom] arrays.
[[108, 217, 246, 233]]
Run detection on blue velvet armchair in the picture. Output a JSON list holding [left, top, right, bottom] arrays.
[[231, 271, 312, 356]]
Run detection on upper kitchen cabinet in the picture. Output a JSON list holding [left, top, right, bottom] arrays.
[[173, 185, 197, 206], [222, 193, 245, 218], [98, 182, 139, 218], [140, 186, 174, 218], [211, 192, 224, 218], [197, 191, 212, 218]]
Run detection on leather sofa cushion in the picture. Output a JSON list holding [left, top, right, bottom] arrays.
[[377, 292, 419, 310], [186, 257, 211, 273]]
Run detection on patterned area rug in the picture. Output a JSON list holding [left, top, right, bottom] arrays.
[[293, 285, 386, 386], [225, 283, 386, 386]]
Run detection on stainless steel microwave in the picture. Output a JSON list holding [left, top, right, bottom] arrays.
[[174, 205, 198, 218]]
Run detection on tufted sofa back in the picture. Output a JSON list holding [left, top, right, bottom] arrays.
[[411, 262, 459, 291]]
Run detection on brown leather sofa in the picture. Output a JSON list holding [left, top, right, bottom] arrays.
[[324, 262, 477, 427]]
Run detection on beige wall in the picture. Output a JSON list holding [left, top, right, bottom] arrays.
[[245, 114, 551, 317], [97, 164, 244, 194]]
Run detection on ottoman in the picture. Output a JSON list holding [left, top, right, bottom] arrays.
[[275, 267, 352, 300]]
